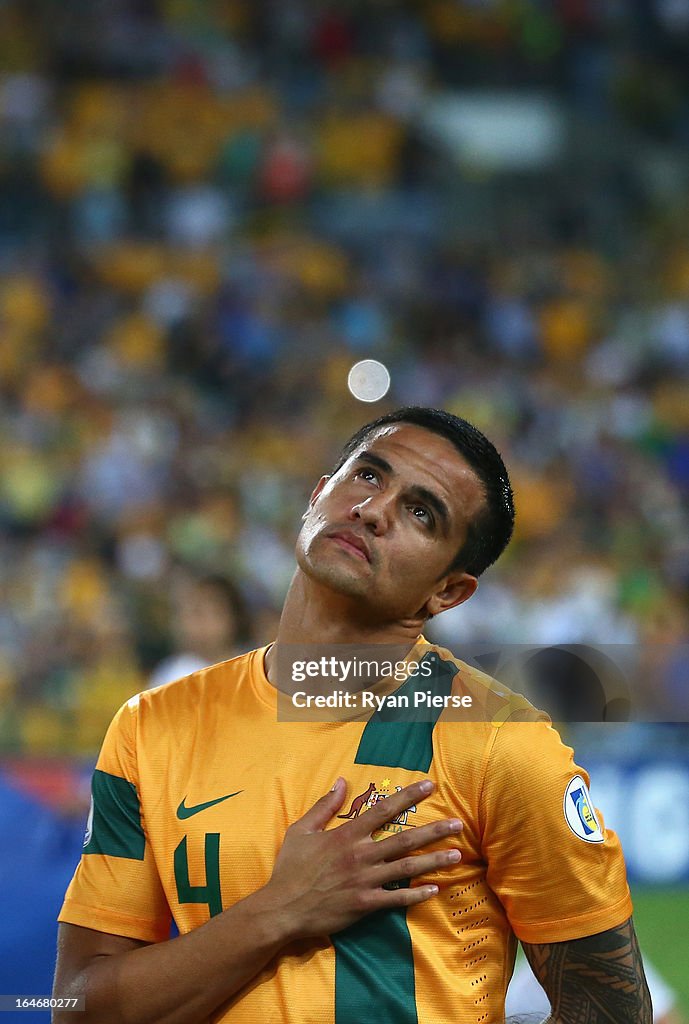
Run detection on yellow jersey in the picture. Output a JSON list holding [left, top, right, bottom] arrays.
[[59, 640, 632, 1024]]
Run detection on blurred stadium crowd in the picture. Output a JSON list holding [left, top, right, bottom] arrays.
[[2, 0, 689, 756]]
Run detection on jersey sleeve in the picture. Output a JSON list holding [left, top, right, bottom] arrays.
[[480, 718, 633, 944], [58, 695, 172, 942]]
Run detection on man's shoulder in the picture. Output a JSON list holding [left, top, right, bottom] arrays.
[[139, 646, 261, 712], [422, 639, 548, 726]]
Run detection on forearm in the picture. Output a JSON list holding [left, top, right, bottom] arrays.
[[522, 917, 652, 1024], [55, 887, 294, 1024]]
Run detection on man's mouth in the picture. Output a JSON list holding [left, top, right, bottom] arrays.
[[328, 531, 371, 562]]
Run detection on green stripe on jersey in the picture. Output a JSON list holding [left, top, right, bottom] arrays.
[[334, 651, 456, 1024], [354, 650, 456, 772], [333, 908, 418, 1024], [83, 769, 145, 860]]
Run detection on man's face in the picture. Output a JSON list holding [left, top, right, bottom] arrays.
[[295, 423, 485, 621]]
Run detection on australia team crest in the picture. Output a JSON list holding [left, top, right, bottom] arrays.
[[337, 779, 417, 835]]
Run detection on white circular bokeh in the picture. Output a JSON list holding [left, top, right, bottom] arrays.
[[347, 359, 391, 402]]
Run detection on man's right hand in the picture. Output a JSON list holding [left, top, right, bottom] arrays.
[[264, 777, 463, 940]]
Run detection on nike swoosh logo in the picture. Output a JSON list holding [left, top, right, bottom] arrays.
[[176, 791, 243, 819]]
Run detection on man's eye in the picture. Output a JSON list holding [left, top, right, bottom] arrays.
[[411, 506, 432, 524], [356, 468, 378, 482]]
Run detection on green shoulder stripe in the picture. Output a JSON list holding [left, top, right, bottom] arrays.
[[83, 769, 146, 860]]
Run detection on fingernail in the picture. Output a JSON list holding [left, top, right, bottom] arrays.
[[446, 849, 461, 862], [448, 819, 463, 832], [427, 885, 439, 895], [330, 777, 342, 792], [419, 780, 433, 794]]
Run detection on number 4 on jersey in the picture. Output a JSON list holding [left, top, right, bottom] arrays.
[[174, 834, 223, 917]]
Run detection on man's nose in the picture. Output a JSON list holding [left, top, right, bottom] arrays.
[[349, 493, 391, 532]]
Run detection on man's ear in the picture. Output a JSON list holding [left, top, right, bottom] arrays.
[[425, 573, 478, 617], [302, 475, 330, 519]]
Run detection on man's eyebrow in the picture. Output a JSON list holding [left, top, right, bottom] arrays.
[[353, 451, 451, 533], [352, 451, 393, 474]]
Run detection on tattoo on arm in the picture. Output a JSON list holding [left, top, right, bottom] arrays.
[[521, 916, 652, 1024]]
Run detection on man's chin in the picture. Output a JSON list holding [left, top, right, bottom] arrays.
[[301, 557, 372, 600]]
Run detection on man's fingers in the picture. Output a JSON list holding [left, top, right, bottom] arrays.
[[372, 847, 461, 888], [370, 883, 440, 912], [348, 779, 435, 835], [371, 817, 463, 861], [400, 884, 440, 906], [295, 778, 347, 833]]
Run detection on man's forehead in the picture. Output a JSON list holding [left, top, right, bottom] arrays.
[[348, 422, 485, 511], [351, 422, 463, 467]]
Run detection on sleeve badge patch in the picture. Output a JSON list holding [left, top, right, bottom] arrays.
[[563, 775, 604, 843]]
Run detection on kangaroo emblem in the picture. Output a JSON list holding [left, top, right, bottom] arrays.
[[337, 782, 376, 819]]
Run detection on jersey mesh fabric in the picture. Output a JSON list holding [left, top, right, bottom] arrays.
[[59, 641, 633, 1024]]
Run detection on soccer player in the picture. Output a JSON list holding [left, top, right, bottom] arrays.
[[53, 407, 651, 1024]]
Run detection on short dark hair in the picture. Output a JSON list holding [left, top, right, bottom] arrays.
[[334, 407, 515, 577]]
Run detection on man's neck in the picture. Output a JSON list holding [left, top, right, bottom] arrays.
[[264, 570, 424, 685]]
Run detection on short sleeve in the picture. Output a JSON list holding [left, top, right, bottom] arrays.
[[480, 719, 633, 944], [58, 695, 172, 942]]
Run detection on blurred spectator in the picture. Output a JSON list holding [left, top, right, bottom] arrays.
[[148, 570, 252, 689]]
